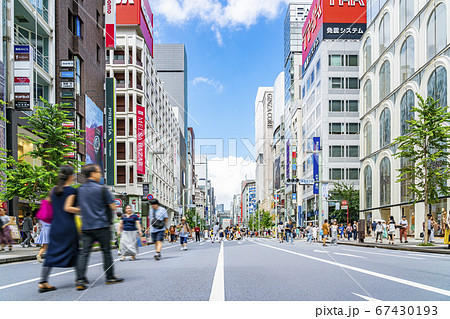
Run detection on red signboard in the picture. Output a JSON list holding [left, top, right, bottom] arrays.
[[136, 104, 145, 175], [105, 0, 116, 48]]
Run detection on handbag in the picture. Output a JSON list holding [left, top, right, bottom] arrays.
[[36, 199, 53, 224], [151, 209, 165, 229]]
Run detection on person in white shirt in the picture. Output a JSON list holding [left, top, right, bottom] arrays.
[[312, 225, 318, 242], [277, 222, 284, 243], [375, 221, 384, 243], [212, 222, 220, 243], [388, 216, 396, 245], [398, 216, 408, 243]]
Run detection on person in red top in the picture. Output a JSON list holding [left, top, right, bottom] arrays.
[[194, 226, 201, 242]]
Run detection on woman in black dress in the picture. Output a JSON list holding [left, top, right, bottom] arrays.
[[38, 166, 80, 293]]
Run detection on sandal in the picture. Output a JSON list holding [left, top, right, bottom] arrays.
[[38, 282, 57, 293]]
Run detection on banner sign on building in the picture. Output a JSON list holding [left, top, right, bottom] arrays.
[[105, 0, 116, 48], [105, 78, 116, 185], [302, 0, 367, 74], [85, 95, 104, 171], [274, 156, 281, 190], [266, 93, 273, 128], [14, 45, 33, 110], [313, 137, 320, 194], [286, 141, 290, 180], [136, 104, 145, 175]]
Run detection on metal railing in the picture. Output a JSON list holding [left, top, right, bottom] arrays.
[[27, 0, 52, 25]]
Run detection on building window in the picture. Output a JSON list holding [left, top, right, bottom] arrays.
[[74, 56, 81, 96], [400, 36, 415, 82], [129, 166, 134, 184], [363, 37, 372, 72], [427, 66, 447, 108], [68, 9, 74, 33], [346, 123, 360, 135], [329, 77, 344, 89], [75, 17, 83, 38], [347, 168, 360, 180], [346, 146, 359, 157], [117, 95, 125, 112], [329, 100, 344, 112], [330, 168, 344, 180], [117, 119, 125, 136], [117, 142, 125, 160], [117, 166, 126, 184], [346, 100, 358, 112], [379, 108, 391, 148], [346, 55, 358, 66], [330, 146, 344, 158], [364, 123, 372, 156], [400, 0, 415, 30], [329, 123, 344, 134], [96, 44, 100, 63], [379, 13, 390, 53], [129, 118, 133, 136], [400, 90, 415, 135], [379, 61, 391, 100], [427, 3, 447, 60], [329, 55, 344, 66], [346, 78, 360, 89], [364, 166, 372, 209], [380, 157, 391, 206], [363, 80, 372, 113], [400, 157, 413, 202]]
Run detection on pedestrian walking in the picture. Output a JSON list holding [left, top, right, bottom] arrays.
[[212, 222, 220, 243], [322, 220, 329, 246], [312, 225, 318, 242], [306, 222, 313, 244], [277, 222, 284, 243], [398, 216, 408, 243], [169, 225, 176, 243], [0, 208, 14, 251], [387, 216, 396, 245], [346, 223, 352, 241], [35, 220, 50, 263], [118, 205, 142, 261], [352, 221, 358, 241], [338, 224, 344, 240], [38, 166, 79, 293], [375, 221, 383, 243], [76, 164, 123, 291], [147, 199, 168, 260], [194, 225, 201, 242], [21, 212, 34, 248], [371, 220, 377, 239], [177, 217, 191, 251], [285, 220, 294, 244], [430, 216, 436, 243], [204, 229, 209, 240], [330, 221, 338, 246]]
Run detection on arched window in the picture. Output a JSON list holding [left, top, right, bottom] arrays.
[[400, 0, 415, 30], [400, 158, 413, 202], [379, 61, 391, 100], [400, 36, 415, 81], [364, 166, 372, 209], [380, 157, 391, 206], [427, 3, 447, 60], [363, 37, 372, 72], [379, 108, 391, 148], [363, 122, 372, 156], [363, 80, 372, 113], [400, 90, 415, 135], [428, 66, 447, 108], [379, 13, 391, 52]]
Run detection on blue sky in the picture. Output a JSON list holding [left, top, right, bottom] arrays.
[[150, 0, 292, 206]]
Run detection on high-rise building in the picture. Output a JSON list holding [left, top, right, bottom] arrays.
[[241, 180, 256, 226], [299, 0, 367, 227], [359, 0, 449, 238], [107, 0, 179, 225], [187, 127, 196, 205]]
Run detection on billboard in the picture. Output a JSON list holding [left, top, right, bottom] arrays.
[[105, 78, 116, 185], [116, 0, 153, 56], [248, 186, 257, 215], [85, 95, 104, 171], [313, 137, 320, 194], [302, 0, 367, 71], [14, 45, 33, 110], [136, 104, 145, 175], [105, 0, 116, 48], [274, 156, 281, 190]]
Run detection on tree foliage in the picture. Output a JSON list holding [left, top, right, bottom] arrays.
[[260, 210, 274, 229], [0, 98, 83, 209], [185, 208, 206, 230], [329, 181, 359, 224], [393, 94, 450, 244]]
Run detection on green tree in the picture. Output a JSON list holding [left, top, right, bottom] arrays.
[[0, 98, 83, 209], [248, 214, 255, 231], [329, 182, 359, 224], [260, 210, 274, 230], [393, 94, 450, 244]]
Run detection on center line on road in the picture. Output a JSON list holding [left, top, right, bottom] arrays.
[[254, 241, 450, 298], [334, 252, 366, 259], [209, 241, 225, 301]]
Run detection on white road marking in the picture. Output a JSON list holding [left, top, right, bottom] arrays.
[[238, 242, 242, 245], [209, 241, 225, 301], [200, 242, 205, 246], [313, 250, 328, 253], [352, 293, 381, 301], [254, 241, 450, 298], [334, 252, 366, 259], [406, 252, 450, 259], [342, 248, 423, 260]]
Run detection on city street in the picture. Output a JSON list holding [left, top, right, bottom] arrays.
[[1, 238, 450, 301]]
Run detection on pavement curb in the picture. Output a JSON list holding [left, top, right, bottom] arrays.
[[335, 240, 450, 254], [0, 246, 119, 265]]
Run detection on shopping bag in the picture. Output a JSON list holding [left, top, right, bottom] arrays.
[[36, 200, 53, 224], [137, 237, 142, 247], [75, 215, 82, 234]]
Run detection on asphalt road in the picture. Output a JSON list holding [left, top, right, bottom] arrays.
[[1, 238, 449, 301]]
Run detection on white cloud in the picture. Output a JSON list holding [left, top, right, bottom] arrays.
[[207, 156, 256, 210], [192, 76, 224, 92], [151, 0, 291, 43]]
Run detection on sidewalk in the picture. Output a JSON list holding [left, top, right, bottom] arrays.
[[333, 236, 450, 254], [0, 244, 119, 264]]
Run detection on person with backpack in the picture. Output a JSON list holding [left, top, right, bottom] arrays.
[[177, 217, 191, 251], [76, 164, 123, 291], [147, 199, 168, 260]]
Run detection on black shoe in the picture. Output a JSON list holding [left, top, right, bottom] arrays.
[[106, 277, 124, 285], [154, 253, 161, 261], [405, 241, 408, 243]]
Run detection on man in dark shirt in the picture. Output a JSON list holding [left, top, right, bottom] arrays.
[[21, 212, 33, 247], [76, 164, 123, 290], [194, 226, 201, 242], [285, 220, 294, 244]]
